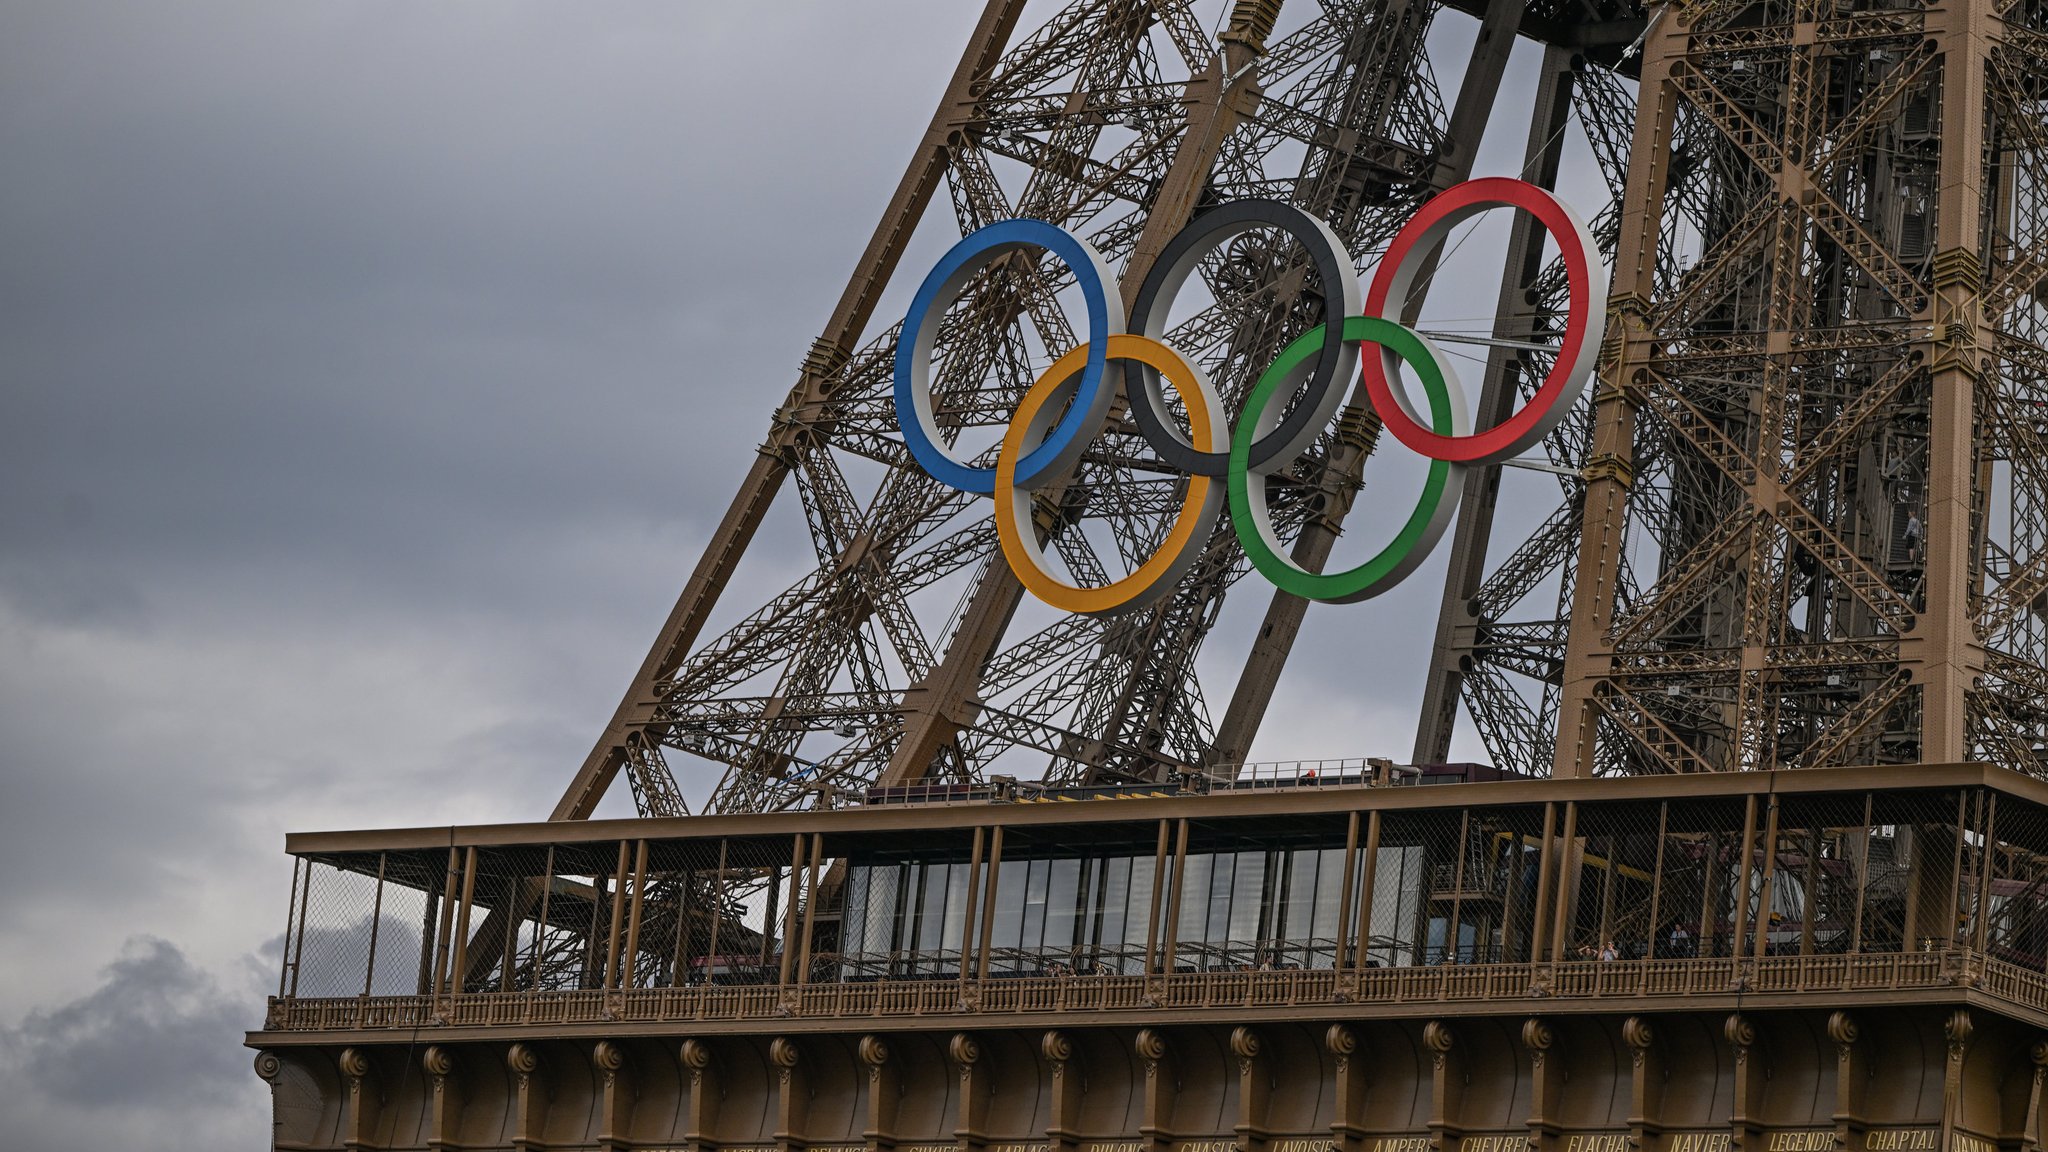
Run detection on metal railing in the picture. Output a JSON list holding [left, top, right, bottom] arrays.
[[1197, 758, 1383, 788], [848, 759, 1416, 808], [262, 947, 2026, 1033]]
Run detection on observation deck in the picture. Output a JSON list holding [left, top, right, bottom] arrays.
[[255, 762, 2048, 1041], [248, 763, 2048, 1151]]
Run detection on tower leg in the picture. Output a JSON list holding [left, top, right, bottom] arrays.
[[1210, 0, 1531, 769], [549, 0, 1031, 820], [1412, 44, 1579, 767]]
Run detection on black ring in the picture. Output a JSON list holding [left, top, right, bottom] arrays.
[[1124, 199, 1361, 477]]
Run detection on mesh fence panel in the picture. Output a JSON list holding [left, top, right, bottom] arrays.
[[1987, 793, 2048, 962], [1566, 800, 1669, 961], [447, 846, 547, 994], [368, 869, 431, 996], [620, 839, 736, 988], [1362, 804, 1550, 966], [290, 859, 383, 998]]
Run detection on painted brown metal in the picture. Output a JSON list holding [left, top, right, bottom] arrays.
[[251, 1006, 2048, 1150], [1411, 44, 1578, 768], [253, 764, 2048, 1149], [1543, 0, 2046, 777], [1212, 0, 1533, 770], [274, 761, 2038, 856], [884, 4, 1272, 784]]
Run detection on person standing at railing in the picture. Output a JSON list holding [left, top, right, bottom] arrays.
[[1670, 922, 1693, 958]]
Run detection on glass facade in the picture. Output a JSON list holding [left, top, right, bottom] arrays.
[[842, 852, 1161, 977], [835, 839, 1540, 979]]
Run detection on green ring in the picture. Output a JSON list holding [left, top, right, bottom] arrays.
[[1227, 314, 1459, 603]]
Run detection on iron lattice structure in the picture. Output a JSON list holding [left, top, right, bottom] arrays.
[[559, 0, 2048, 823], [1543, 0, 2048, 776]]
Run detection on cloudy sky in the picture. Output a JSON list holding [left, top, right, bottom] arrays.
[[0, 2, 1573, 1145]]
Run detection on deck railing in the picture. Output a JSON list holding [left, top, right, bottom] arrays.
[[261, 948, 2034, 1033]]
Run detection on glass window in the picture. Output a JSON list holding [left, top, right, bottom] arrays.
[[1128, 854, 1158, 971], [1129, 857, 1157, 948], [1079, 856, 1100, 952], [1045, 857, 1083, 955], [863, 864, 902, 958], [839, 837, 1365, 978], [1206, 852, 1235, 949], [1176, 853, 1212, 960], [939, 859, 972, 962], [990, 859, 1026, 960], [1228, 850, 1268, 949], [1097, 855, 1132, 955], [1281, 849, 1319, 945], [914, 863, 950, 954], [1312, 848, 1346, 943], [1021, 858, 1049, 952], [1366, 844, 1425, 966], [843, 866, 870, 960]]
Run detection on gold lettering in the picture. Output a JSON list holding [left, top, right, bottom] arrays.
[[1764, 1133, 1834, 1152]]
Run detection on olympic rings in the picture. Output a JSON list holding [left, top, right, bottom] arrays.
[[996, 336, 1225, 617], [1231, 316, 1467, 603], [892, 178, 1607, 615], [1362, 177, 1607, 464], [895, 218, 1123, 494], [1126, 199, 1361, 477]]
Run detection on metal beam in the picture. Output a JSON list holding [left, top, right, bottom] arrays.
[[1413, 44, 1579, 766], [1211, 0, 1532, 769], [548, 0, 1032, 821]]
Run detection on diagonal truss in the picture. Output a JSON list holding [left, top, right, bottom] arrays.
[[541, 0, 2048, 823], [544, 0, 1652, 819], [1544, 0, 2048, 776]]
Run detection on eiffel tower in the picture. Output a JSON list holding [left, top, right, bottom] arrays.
[[251, 3, 2048, 1148]]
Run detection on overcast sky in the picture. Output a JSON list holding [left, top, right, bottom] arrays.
[[0, 3, 1574, 1146]]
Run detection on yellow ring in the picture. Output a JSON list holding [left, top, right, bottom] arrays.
[[994, 334, 1225, 617]]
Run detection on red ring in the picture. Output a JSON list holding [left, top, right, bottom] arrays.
[[1361, 177, 1596, 465]]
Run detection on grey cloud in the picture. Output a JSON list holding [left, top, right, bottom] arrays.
[[0, 4, 972, 1144], [0, 0, 978, 627], [2, 936, 258, 1112]]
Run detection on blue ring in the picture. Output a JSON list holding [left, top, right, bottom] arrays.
[[892, 218, 1116, 495]]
